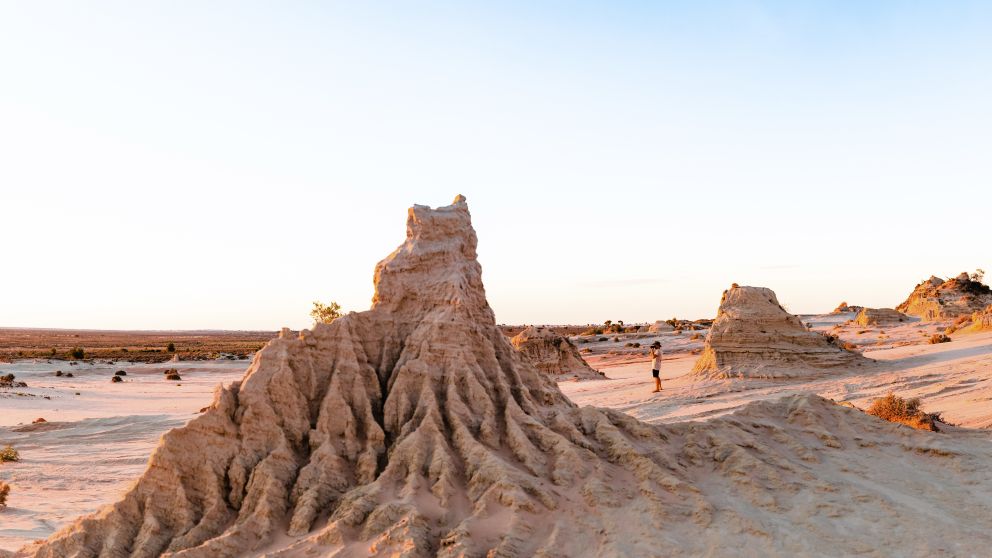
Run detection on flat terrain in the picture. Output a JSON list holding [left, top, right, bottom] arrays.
[[0, 328, 276, 363]]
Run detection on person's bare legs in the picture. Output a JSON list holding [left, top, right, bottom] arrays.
[[653, 376, 662, 392]]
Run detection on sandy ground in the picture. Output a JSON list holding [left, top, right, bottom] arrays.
[[3, 319, 992, 553], [563, 323, 992, 429], [0, 360, 249, 551]]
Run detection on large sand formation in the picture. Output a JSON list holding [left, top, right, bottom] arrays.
[[15, 198, 992, 557], [896, 272, 992, 321], [692, 285, 868, 379], [510, 326, 604, 380]]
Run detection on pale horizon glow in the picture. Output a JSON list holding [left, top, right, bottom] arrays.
[[1, 2, 990, 330]]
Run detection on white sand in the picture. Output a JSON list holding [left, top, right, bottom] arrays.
[[0, 360, 249, 551]]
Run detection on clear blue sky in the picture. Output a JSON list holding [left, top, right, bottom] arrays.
[[1, 1, 989, 329]]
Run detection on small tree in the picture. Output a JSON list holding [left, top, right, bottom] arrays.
[[603, 320, 612, 328], [69, 347, 85, 360], [971, 269, 985, 283], [310, 300, 342, 326], [166, 342, 176, 353]]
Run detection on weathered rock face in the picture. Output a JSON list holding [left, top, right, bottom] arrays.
[[692, 285, 868, 379], [648, 320, 674, 333], [832, 302, 863, 314], [967, 304, 992, 332], [510, 326, 604, 380], [854, 308, 908, 327], [16, 199, 992, 558], [896, 273, 992, 321]]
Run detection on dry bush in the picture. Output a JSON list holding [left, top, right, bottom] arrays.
[[866, 394, 939, 431], [0, 445, 19, 463], [0, 481, 8, 510], [929, 334, 951, 344]]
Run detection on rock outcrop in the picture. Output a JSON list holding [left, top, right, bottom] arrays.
[[648, 320, 674, 333], [692, 285, 868, 379], [831, 301, 863, 314], [22, 198, 992, 558], [510, 326, 604, 380], [854, 308, 908, 326], [966, 304, 992, 332], [896, 273, 992, 321]]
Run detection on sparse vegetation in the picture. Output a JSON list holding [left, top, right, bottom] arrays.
[[0, 329, 273, 363], [1, 445, 19, 462], [69, 346, 85, 359], [581, 327, 604, 336], [866, 393, 941, 431], [0, 481, 8, 510], [929, 334, 951, 344], [166, 342, 176, 353], [310, 300, 343, 326]]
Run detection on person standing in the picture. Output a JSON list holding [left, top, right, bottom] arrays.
[[650, 341, 663, 392]]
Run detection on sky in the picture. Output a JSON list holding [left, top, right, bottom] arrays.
[[1, 1, 990, 330]]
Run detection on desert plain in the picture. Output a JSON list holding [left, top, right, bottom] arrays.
[[2, 199, 992, 557]]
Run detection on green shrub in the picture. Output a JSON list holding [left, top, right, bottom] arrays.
[[166, 342, 176, 352]]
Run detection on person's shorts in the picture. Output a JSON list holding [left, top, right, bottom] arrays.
[[651, 369, 660, 378]]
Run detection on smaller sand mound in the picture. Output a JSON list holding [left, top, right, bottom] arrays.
[[964, 304, 992, 332], [832, 301, 863, 314], [854, 308, 908, 326], [692, 285, 869, 379], [510, 326, 605, 380], [648, 320, 674, 333], [897, 272, 992, 321]]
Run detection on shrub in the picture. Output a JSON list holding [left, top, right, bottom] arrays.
[[0, 445, 19, 462], [580, 328, 604, 336], [929, 334, 951, 344], [166, 342, 176, 353], [69, 347, 85, 359], [310, 300, 342, 325], [0, 481, 8, 509], [866, 394, 939, 431]]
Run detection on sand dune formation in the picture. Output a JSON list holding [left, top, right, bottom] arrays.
[[509, 326, 605, 381], [5, 197, 992, 557]]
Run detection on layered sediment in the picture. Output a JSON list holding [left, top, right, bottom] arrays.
[[510, 326, 604, 380], [854, 308, 908, 326], [692, 285, 868, 379], [897, 273, 992, 321]]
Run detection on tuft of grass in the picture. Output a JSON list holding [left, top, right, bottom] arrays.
[[0, 445, 19, 463], [929, 334, 951, 344], [866, 394, 940, 431]]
